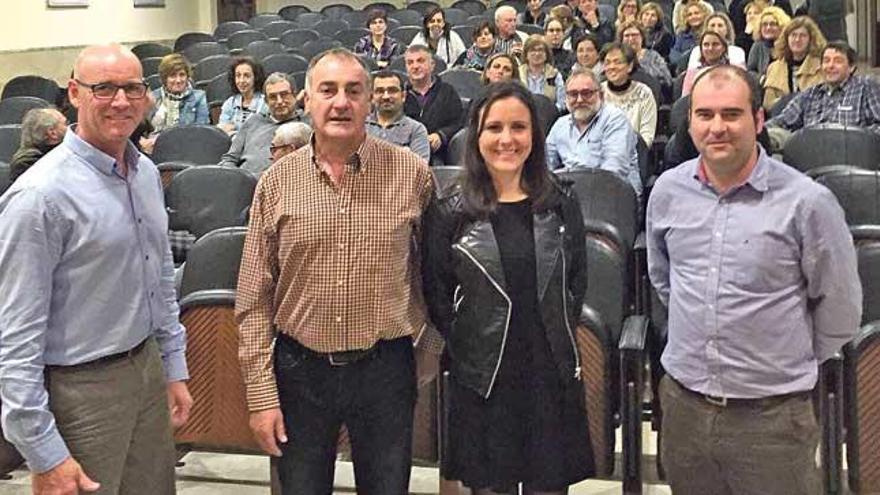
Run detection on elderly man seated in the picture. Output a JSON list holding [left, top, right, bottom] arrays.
[[546, 68, 642, 197], [766, 41, 880, 149], [219, 72, 301, 176], [269, 121, 312, 164], [9, 108, 68, 184]]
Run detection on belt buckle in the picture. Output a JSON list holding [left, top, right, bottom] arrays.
[[705, 394, 728, 407], [327, 353, 350, 366]]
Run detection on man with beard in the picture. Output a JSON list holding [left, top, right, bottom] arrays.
[[219, 72, 300, 176], [546, 68, 642, 196], [367, 70, 430, 162]]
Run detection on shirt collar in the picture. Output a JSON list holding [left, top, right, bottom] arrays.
[[367, 111, 405, 127], [692, 145, 770, 193], [63, 125, 141, 178], [308, 133, 372, 175]]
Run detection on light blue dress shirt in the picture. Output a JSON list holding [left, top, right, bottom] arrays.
[[646, 149, 862, 398], [0, 128, 188, 473], [545, 104, 642, 196]]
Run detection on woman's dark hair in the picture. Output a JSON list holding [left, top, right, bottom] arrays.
[[472, 20, 497, 41], [573, 32, 601, 53], [460, 81, 555, 218], [422, 7, 452, 40], [366, 8, 387, 27], [227, 57, 266, 96]]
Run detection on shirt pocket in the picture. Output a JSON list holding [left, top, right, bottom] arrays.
[[732, 235, 800, 293]]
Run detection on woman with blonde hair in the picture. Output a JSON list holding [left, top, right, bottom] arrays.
[[669, 0, 712, 65], [734, 0, 769, 53], [518, 34, 566, 111], [639, 2, 674, 58], [762, 15, 826, 109], [747, 6, 791, 76], [616, 0, 642, 31], [687, 13, 746, 68]]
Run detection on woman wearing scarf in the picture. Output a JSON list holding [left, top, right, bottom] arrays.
[[141, 53, 208, 153]]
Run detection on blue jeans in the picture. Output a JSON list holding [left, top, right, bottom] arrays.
[[274, 335, 417, 495]]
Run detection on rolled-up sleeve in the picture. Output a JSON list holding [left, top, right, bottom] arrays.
[[0, 189, 70, 473]]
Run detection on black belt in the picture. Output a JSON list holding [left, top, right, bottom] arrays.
[[278, 333, 380, 366], [670, 376, 811, 408], [49, 339, 148, 370]]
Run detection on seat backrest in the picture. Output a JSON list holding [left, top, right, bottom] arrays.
[[0, 96, 52, 126], [213, 21, 252, 42], [431, 165, 463, 194], [293, 11, 327, 28], [0, 125, 22, 163], [248, 13, 283, 29], [140, 57, 164, 78], [409, 1, 441, 15], [858, 242, 880, 325], [280, 28, 321, 50], [446, 128, 468, 166], [389, 9, 424, 26], [152, 124, 231, 165], [166, 166, 257, 238], [575, 302, 616, 476], [205, 73, 232, 105], [438, 68, 483, 101], [313, 19, 351, 38], [555, 168, 639, 253], [669, 95, 690, 134], [816, 169, 880, 228], [364, 2, 399, 14], [131, 42, 172, 61], [450, 0, 487, 16], [443, 7, 471, 26], [342, 10, 370, 29], [585, 230, 628, 345], [279, 4, 312, 22], [193, 54, 233, 83], [300, 39, 344, 59], [0, 161, 10, 196], [183, 41, 229, 64], [145, 74, 162, 91], [174, 32, 216, 53], [320, 3, 354, 17], [1, 75, 60, 103], [337, 28, 372, 48], [531, 93, 558, 137], [226, 30, 269, 52], [156, 161, 193, 189], [180, 226, 247, 298], [844, 321, 880, 494], [244, 39, 285, 61], [783, 124, 880, 174], [261, 53, 309, 75], [260, 20, 297, 40]]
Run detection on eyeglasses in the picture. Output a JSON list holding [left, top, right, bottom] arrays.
[[761, 20, 779, 27], [565, 88, 599, 100], [75, 79, 148, 100], [270, 143, 295, 152]]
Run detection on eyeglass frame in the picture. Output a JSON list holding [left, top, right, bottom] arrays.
[[74, 79, 149, 100], [565, 88, 600, 101]]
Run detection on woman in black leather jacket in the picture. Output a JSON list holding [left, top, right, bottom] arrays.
[[422, 82, 595, 494]]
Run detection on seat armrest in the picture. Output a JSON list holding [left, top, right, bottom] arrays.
[[818, 353, 844, 495], [619, 314, 648, 494]]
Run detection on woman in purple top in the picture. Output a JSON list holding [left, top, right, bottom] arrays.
[[353, 9, 401, 68]]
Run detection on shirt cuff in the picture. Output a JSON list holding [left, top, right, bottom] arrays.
[[21, 427, 69, 474], [162, 350, 190, 383], [413, 324, 445, 355], [245, 380, 280, 412]]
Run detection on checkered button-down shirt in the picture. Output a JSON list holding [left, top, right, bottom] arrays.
[[769, 74, 880, 133], [235, 135, 435, 411]]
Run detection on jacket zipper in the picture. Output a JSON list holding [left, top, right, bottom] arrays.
[[453, 243, 512, 399], [559, 225, 582, 379]]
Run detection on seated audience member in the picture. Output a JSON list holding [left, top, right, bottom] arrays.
[[410, 7, 467, 66], [747, 6, 791, 76], [141, 53, 209, 154], [601, 42, 658, 146], [482, 52, 521, 85], [269, 121, 311, 164], [545, 18, 575, 78], [519, 35, 567, 111], [495, 5, 529, 58], [519, 0, 547, 26], [767, 41, 880, 146], [354, 9, 402, 68], [550, 4, 578, 41], [670, 0, 711, 66], [640, 2, 674, 59], [454, 21, 498, 71], [688, 13, 746, 69], [672, 0, 715, 31], [217, 57, 267, 135], [367, 70, 431, 162], [8, 108, 67, 184], [403, 45, 463, 164], [619, 21, 672, 89], [571, 34, 605, 77], [762, 15, 825, 110], [616, 0, 642, 32], [682, 30, 735, 96], [734, 0, 769, 54], [547, 68, 642, 196], [219, 72, 300, 175], [571, 0, 615, 47]]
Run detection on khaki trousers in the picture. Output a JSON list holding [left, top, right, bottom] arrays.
[[46, 338, 176, 495]]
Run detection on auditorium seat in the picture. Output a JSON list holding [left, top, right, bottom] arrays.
[[388, 9, 423, 26], [300, 39, 344, 60], [450, 0, 487, 16], [408, 1, 442, 15], [174, 32, 215, 53], [320, 3, 354, 18], [816, 169, 880, 241], [193, 54, 233, 84], [131, 42, 172, 61], [313, 19, 350, 38], [263, 53, 310, 75], [783, 124, 880, 176], [0, 161, 10, 195], [0, 96, 52, 126], [337, 28, 372, 48], [156, 161, 194, 189], [279, 29, 320, 51], [1, 75, 60, 103], [225, 30, 268, 55], [0, 125, 22, 163], [152, 125, 230, 166], [445, 129, 467, 166], [278, 4, 312, 22], [292, 12, 326, 28], [364, 1, 399, 14], [389, 25, 422, 44], [443, 7, 471, 26], [259, 20, 296, 41], [213, 21, 251, 43], [342, 10, 370, 29], [243, 39, 285, 62], [844, 321, 880, 494], [248, 13, 282, 30], [430, 165, 462, 194], [532, 93, 559, 136], [205, 73, 232, 108], [438, 68, 482, 102], [140, 56, 163, 78], [183, 41, 229, 64], [165, 166, 256, 239]]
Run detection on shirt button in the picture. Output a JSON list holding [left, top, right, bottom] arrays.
[[145, 255, 149, 260], [335, 316, 342, 323], [138, 218, 142, 224]]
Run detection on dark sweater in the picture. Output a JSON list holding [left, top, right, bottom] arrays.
[[404, 78, 463, 161]]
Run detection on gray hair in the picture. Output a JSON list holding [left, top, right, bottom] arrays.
[[566, 67, 601, 88], [273, 121, 312, 150], [263, 72, 295, 93], [304, 48, 372, 94], [20, 108, 64, 149], [495, 5, 517, 22]]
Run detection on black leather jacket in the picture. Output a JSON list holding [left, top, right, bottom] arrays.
[[422, 180, 587, 398]]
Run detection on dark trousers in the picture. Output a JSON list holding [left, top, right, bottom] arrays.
[[659, 375, 820, 495], [274, 335, 417, 495]]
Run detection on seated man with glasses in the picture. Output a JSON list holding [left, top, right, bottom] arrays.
[[0, 44, 191, 494], [546, 68, 642, 197], [269, 121, 312, 165], [219, 72, 301, 176], [367, 70, 431, 162]]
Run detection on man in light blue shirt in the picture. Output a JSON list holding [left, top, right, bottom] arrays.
[[546, 68, 642, 196], [0, 44, 191, 494]]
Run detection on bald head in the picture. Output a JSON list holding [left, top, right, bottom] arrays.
[[73, 44, 143, 82]]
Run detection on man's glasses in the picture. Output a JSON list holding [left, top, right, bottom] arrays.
[[75, 79, 148, 100], [565, 88, 599, 101]]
